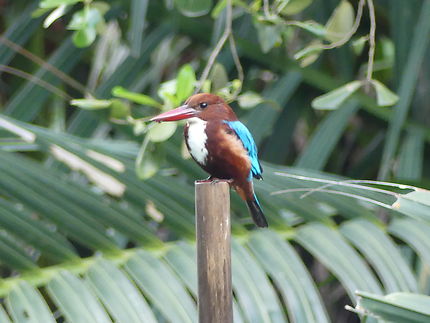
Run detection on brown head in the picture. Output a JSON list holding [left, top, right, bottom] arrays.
[[150, 93, 237, 122]]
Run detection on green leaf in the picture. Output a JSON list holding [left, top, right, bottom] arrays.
[[280, 0, 313, 15], [39, 0, 81, 9], [392, 188, 430, 222], [325, 0, 354, 42], [158, 80, 179, 107], [47, 271, 111, 323], [163, 243, 197, 293], [255, 22, 282, 53], [43, 4, 69, 28], [133, 121, 147, 136], [0, 234, 36, 271], [351, 36, 368, 56], [396, 129, 424, 181], [245, 72, 301, 145], [86, 259, 157, 323], [354, 291, 430, 323], [0, 150, 158, 245], [294, 43, 323, 60], [295, 223, 382, 300], [125, 251, 197, 322], [311, 80, 362, 110], [0, 306, 11, 323], [378, 37, 396, 68], [248, 230, 329, 322], [0, 198, 77, 263], [209, 63, 228, 92], [176, 64, 196, 103], [211, 0, 226, 18], [175, 0, 212, 17], [70, 99, 112, 110], [129, 0, 149, 57], [68, 7, 103, 47], [237, 92, 263, 109], [287, 20, 326, 38], [295, 101, 359, 169], [73, 28, 97, 47], [91, 1, 110, 15], [109, 99, 130, 119], [0, 154, 119, 251], [232, 239, 285, 322], [389, 219, 430, 266], [294, 41, 323, 67], [202, 79, 212, 93], [163, 243, 246, 323], [32, 8, 52, 18], [215, 79, 242, 102], [6, 282, 56, 323], [378, 1, 430, 180], [68, 8, 102, 30], [370, 79, 399, 107], [112, 86, 162, 108], [135, 139, 160, 180], [147, 122, 177, 143], [341, 219, 418, 293]]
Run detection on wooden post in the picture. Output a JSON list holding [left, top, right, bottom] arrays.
[[195, 181, 233, 323]]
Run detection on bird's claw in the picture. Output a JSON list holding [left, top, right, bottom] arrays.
[[196, 176, 215, 183], [210, 178, 233, 185], [196, 177, 234, 185]]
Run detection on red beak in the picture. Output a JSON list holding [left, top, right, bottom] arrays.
[[150, 105, 197, 122]]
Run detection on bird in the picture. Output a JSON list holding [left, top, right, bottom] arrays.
[[150, 93, 268, 227]]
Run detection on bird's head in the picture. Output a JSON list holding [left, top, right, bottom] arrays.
[[150, 93, 236, 123]]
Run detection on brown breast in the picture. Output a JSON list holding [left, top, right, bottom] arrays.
[[201, 121, 251, 181]]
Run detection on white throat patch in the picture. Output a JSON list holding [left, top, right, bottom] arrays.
[[186, 117, 208, 165]]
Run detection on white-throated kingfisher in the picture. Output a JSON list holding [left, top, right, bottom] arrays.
[[150, 93, 268, 227]]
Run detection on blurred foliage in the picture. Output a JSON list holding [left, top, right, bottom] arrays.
[[0, 0, 430, 322]]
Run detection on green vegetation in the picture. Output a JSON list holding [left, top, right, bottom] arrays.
[[0, 0, 429, 322]]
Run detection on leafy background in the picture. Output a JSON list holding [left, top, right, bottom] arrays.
[[0, 0, 430, 322]]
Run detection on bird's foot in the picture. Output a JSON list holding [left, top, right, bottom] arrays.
[[210, 178, 234, 187], [196, 177, 234, 185], [196, 176, 215, 183]]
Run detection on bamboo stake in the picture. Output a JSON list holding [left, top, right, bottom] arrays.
[[195, 181, 233, 323]]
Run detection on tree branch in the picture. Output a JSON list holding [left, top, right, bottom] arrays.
[[0, 36, 88, 95], [0, 65, 72, 100], [228, 34, 244, 98], [366, 0, 376, 83], [321, 0, 366, 50], [196, 0, 233, 93]]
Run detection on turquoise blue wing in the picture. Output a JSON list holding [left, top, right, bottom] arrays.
[[224, 121, 263, 180]]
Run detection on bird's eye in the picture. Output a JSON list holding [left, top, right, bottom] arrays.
[[199, 102, 208, 109]]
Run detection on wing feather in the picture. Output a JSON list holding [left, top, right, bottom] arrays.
[[224, 121, 263, 180]]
